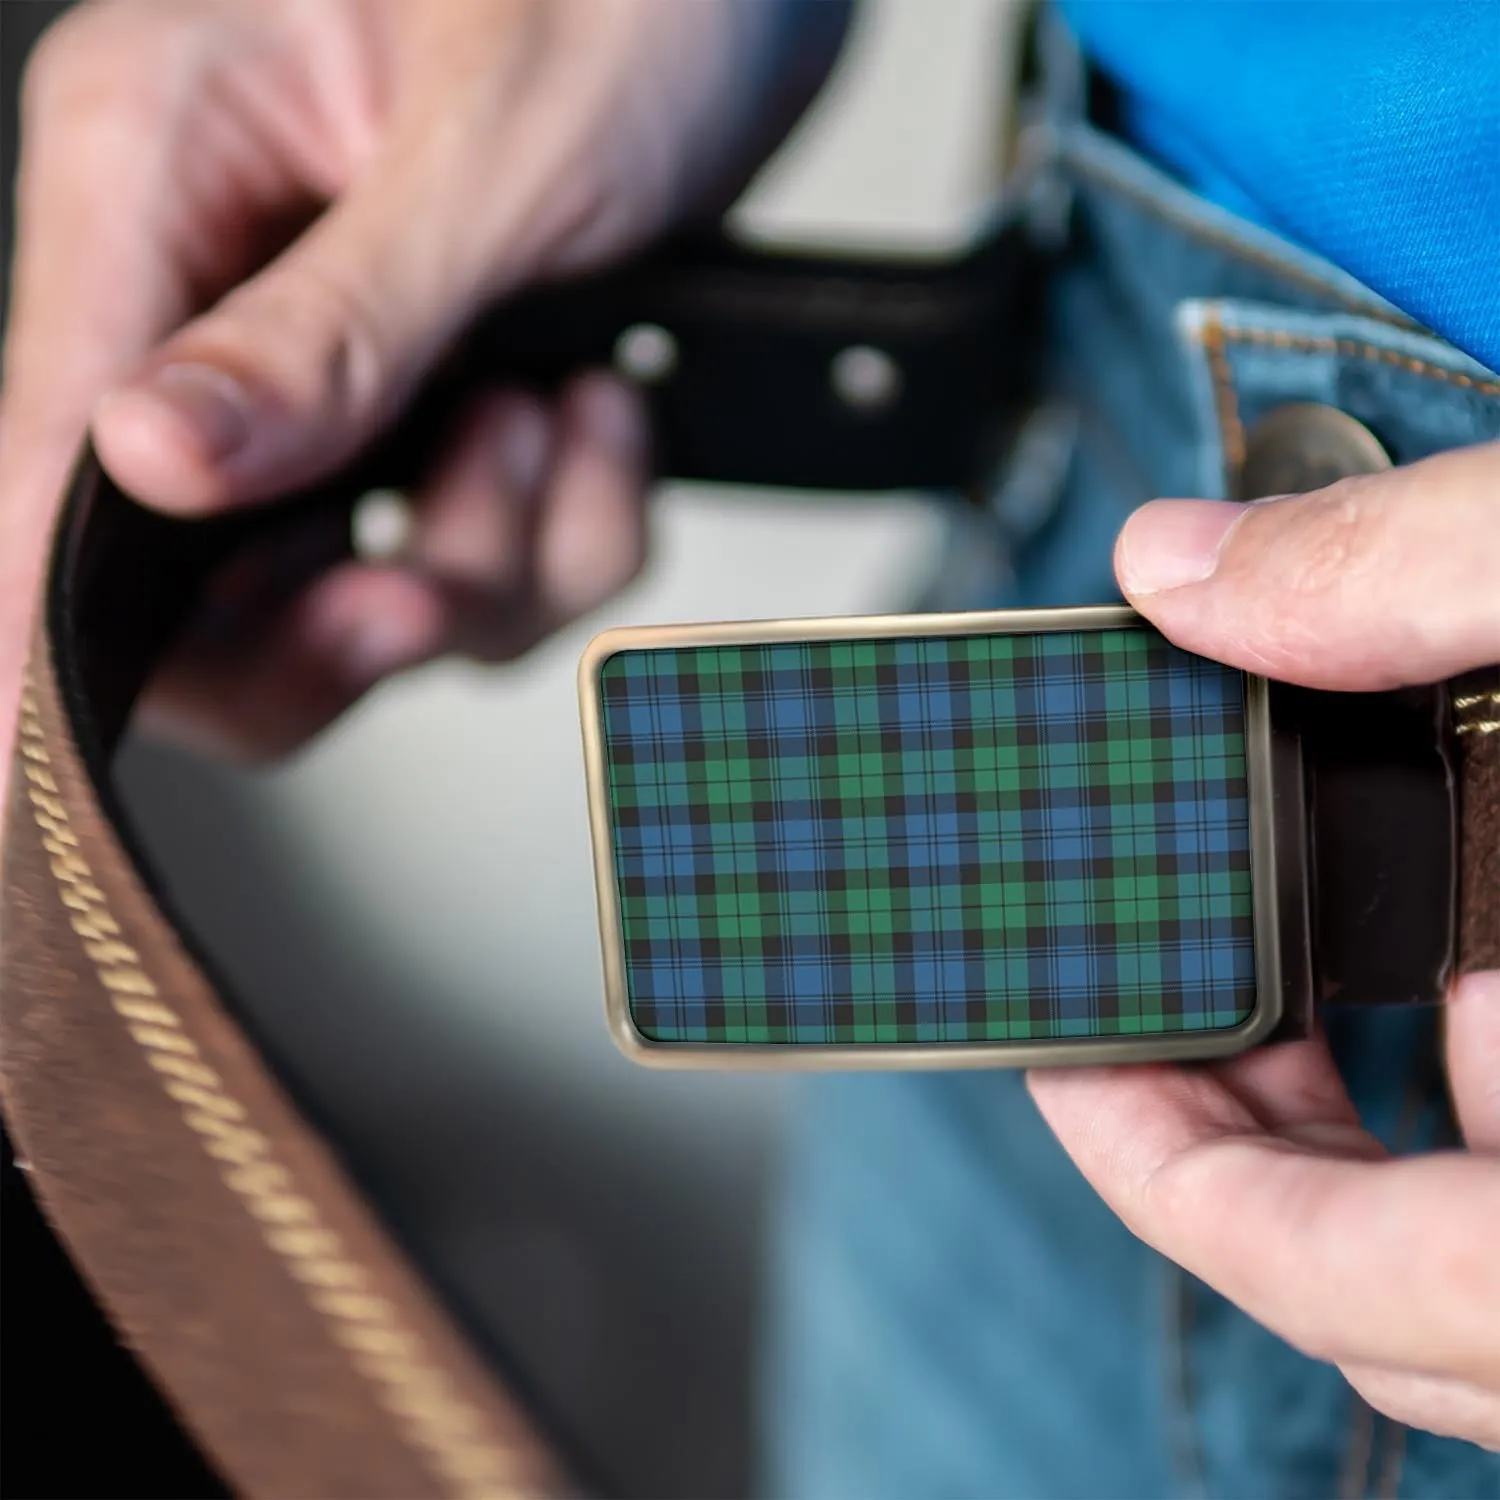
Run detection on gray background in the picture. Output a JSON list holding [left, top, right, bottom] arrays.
[[2, 4, 1019, 1492]]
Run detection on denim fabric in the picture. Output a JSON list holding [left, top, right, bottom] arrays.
[[1057, 0, 1500, 373], [760, 102, 1500, 1500]]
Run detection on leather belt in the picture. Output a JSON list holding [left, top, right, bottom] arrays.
[[0, 230, 1037, 1499], [1455, 666, 1500, 972], [1, 229, 1496, 1498]]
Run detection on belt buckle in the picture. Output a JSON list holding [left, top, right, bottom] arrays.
[[580, 604, 1304, 1069]]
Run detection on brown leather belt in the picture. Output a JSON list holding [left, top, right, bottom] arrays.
[[4, 454, 573, 1498], [1455, 668, 1500, 973], [1, 231, 1497, 1498], [0, 231, 1041, 1499]]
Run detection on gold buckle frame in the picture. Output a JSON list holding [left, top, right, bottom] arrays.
[[579, 603, 1293, 1071]]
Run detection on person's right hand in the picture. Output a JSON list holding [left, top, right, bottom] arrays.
[[0, 0, 845, 761]]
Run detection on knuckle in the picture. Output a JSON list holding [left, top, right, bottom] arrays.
[[1216, 478, 1394, 677], [1271, 479, 1387, 599], [216, 262, 393, 419], [303, 282, 390, 419], [1130, 1147, 1208, 1244]]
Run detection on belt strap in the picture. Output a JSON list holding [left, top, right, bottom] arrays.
[[5, 459, 573, 1499], [0, 231, 1038, 1499], [1455, 666, 1500, 973], [2, 232, 1496, 1496]]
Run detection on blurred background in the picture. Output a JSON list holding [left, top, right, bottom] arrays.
[[3, 3, 1019, 1493]]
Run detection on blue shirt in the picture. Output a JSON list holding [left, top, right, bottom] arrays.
[[1060, 1, 1500, 373]]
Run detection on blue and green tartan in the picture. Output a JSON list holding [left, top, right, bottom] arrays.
[[600, 627, 1255, 1046]]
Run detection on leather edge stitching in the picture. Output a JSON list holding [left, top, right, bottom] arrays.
[[16, 674, 530, 1500], [1454, 688, 1500, 738]]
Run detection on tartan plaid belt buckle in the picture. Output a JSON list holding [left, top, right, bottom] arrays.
[[579, 605, 1461, 1070]]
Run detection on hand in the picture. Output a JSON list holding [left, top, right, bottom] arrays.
[[1030, 443, 1500, 1449], [0, 0, 845, 759]]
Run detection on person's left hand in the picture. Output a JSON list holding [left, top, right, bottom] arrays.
[[0, 0, 845, 763], [1029, 441, 1500, 1450]]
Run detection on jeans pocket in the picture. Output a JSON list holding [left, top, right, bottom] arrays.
[[1177, 300, 1500, 499]]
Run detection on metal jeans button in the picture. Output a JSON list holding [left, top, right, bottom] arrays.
[[1236, 402, 1391, 500]]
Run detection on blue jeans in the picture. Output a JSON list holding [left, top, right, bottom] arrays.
[[761, 101, 1500, 1500]]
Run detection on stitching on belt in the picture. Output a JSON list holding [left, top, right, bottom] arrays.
[[15, 676, 533, 1500], [1454, 688, 1500, 737]]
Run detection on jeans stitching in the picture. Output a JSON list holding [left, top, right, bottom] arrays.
[[1364, 1016, 1451, 1500], [1376, 1420, 1408, 1500], [1339, 1393, 1377, 1499], [1216, 328, 1500, 397], [1189, 315, 1500, 496], [1163, 1262, 1209, 1500], [1194, 311, 1245, 474]]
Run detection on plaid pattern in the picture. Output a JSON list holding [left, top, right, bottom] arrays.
[[600, 627, 1255, 1046]]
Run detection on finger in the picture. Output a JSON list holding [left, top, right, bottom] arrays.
[[433, 372, 649, 661], [140, 563, 445, 760], [405, 385, 552, 662], [0, 6, 204, 713], [411, 392, 552, 597], [1114, 444, 1500, 690], [140, 372, 646, 754], [3, 7, 194, 467], [0, 1, 361, 784], [1029, 1061, 1500, 1385], [136, 376, 546, 757], [89, 13, 611, 515], [1342, 1362, 1500, 1451], [1446, 969, 1500, 1153], [0, 6, 249, 812], [1, 0, 329, 510], [90, 176, 480, 513], [1195, 1028, 1376, 1152], [533, 372, 650, 622], [1028, 1032, 1373, 1185]]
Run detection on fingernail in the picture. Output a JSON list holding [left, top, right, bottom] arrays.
[[123, 363, 255, 464], [576, 375, 645, 457], [1117, 499, 1244, 596], [495, 404, 549, 496]]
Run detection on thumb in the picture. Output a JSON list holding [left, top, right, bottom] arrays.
[[91, 118, 552, 514], [1114, 443, 1500, 691]]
